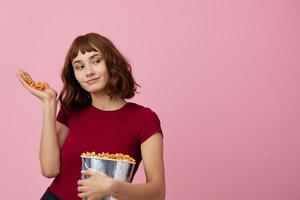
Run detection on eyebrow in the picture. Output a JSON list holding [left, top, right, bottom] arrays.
[[72, 53, 102, 64]]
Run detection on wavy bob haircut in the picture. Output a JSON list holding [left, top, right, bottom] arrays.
[[58, 33, 140, 113]]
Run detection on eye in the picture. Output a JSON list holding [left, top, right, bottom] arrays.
[[75, 65, 84, 70], [93, 59, 101, 64]]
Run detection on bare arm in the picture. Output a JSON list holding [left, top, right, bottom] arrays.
[[110, 133, 166, 200], [16, 69, 69, 178], [39, 100, 69, 178]]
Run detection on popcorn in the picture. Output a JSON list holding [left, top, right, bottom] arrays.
[[81, 152, 136, 164], [21, 71, 46, 90]]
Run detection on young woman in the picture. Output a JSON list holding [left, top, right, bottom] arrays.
[[16, 33, 165, 200]]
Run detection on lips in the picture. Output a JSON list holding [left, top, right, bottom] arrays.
[[86, 77, 99, 85]]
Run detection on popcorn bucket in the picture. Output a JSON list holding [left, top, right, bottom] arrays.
[[81, 155, 136, 200]]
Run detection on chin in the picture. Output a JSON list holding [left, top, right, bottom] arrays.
[[86, 86, 107, 94], [81, 81, 108, 93]]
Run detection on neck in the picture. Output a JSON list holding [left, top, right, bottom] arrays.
[[90, 91, 126, 111]]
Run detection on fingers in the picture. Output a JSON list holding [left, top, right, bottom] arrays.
[[16, 69, 46, 91], [15, 70, 33, 92], [21, 69, 31, 80], [81, 169, 97, 177], [77, 186, 86, 192], [77, 179, 85, 186], [77, 192, 86, 198]]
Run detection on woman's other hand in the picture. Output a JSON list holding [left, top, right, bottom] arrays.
[[77, 169, 115, 200], [15, 69, 57, 103]]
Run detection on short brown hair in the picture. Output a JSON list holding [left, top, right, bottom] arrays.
[[58, 33, 140, 113]]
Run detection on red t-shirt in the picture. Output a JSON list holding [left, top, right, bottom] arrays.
[[48, 102, 163, 199]]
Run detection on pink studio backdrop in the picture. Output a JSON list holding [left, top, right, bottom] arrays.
[[0, 0, 299, 199]]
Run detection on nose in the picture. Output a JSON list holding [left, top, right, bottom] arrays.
[[85, 64, 95, 77]]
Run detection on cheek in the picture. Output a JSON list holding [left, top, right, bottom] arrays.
[[102, 66, 110, 78], [97, 67, 110, 81], [74, 72, 84, 84], [74, 73, 80, 82], [103, 71, 111, 84], [99, 62, 109, 75], [104, 69, 110, 78]]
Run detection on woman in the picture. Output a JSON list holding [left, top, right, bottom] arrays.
[[16, 33, 165, 200]]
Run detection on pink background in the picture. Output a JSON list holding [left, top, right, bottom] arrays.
[[1, 0, 299, 199]]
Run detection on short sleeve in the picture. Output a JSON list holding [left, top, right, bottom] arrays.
[[56, 107, 69, 127], [138, 109, 163, 144]]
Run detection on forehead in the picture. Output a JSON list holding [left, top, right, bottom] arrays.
[[72, 50, 102, 63]]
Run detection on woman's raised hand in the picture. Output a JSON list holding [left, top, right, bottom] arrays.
[[16, 69, 58, 103]]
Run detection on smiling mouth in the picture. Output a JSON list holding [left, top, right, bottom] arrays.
[[86, 77, 100, 84]]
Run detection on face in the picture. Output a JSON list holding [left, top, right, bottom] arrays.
[[72, 50, 110, 94]]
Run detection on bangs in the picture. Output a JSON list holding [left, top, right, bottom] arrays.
[[70, 36, 100, 62]]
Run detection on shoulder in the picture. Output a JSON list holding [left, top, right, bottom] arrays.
[[127, 102, 160, 121], [58, 105, 89, 118], [128, 102, 157, 114]]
